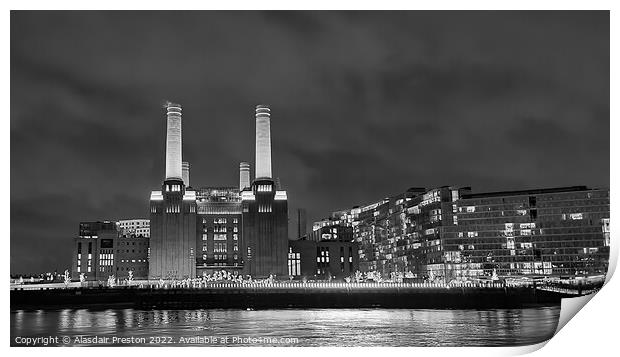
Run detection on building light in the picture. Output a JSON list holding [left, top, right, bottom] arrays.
[[150, 191, 163, 201]]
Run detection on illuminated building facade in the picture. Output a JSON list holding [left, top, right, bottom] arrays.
[[307, 225, 353, 243], [241, 105, 289, 277], [72, 221, 117, 281], [442, 186, 610, 280], [149, 103, 197, 280], [117, 219, 150, 238], [317, 186, 609, 281], [195, 187, 243, 276]]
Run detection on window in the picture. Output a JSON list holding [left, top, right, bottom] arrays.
[[569, 213, 583, 220], [288, 247, 301, 276]]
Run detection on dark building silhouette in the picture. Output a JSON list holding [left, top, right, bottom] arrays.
[[72, 220, 150, 282], [296, 208, 307, 239], [116, 231, 149, 280], [288, 239, 359, 279]]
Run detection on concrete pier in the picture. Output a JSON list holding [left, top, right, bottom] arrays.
[[10, 283, 577, 310]]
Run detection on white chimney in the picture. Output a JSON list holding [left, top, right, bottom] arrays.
[[239, 162, 251, 191], [165, 102, 182, 181], [182, 161, 190, 187], [255, 105, 272, 179]]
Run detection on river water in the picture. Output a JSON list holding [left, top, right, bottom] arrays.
[[11, 306, 560, 347]]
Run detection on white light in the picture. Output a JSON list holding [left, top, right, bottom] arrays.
[[274, 191, 287, 200], [241, 191, 255, 201], [150, 191, 163, 201], [183, 191, 196, 201]]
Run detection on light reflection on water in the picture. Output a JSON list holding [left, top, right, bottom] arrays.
[[11, 307, 559, 347]]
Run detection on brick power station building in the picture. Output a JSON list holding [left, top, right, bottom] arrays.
[[148, 103, 289, 279]]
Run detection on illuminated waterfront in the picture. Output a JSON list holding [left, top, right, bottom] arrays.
[[11, 307, 559, 347]]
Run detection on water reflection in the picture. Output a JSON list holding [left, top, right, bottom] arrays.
[[11, 307, 559, 347]]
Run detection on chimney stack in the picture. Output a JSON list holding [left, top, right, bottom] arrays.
[[165, 102, 183, 181], [182, 161, 190, 187], [239, 162, 251, 191], [255, 105, 272, 180]]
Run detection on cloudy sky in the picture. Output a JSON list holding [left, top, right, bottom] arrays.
[[11, 11, 609, 274]]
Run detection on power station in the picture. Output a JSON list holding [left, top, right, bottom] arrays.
[[148, 103, 288, 279]]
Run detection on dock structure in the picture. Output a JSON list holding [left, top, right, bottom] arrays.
[[10, 281, 594, 310]]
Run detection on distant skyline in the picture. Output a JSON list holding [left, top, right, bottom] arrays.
[[11, 11, 609, 273]]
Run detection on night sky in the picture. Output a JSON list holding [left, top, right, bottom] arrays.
[[11, 11, 609, 274]]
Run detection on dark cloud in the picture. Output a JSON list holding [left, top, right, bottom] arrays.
[[11, 11, 609, 274]]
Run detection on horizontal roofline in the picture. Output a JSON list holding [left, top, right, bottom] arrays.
[[461, 186, 598, 199]]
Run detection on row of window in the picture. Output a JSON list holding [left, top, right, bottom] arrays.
[[256, 184, 272, 192], [258, 204, 272, 213], [166, 184, 182, 192]]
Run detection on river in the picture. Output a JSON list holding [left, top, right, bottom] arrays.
[[11, 306, 559, 347]]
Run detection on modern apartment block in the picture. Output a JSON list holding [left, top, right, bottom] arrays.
[[316, 185, 609, 282]]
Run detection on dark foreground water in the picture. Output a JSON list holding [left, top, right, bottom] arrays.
[[11, 307, 560, 347]]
